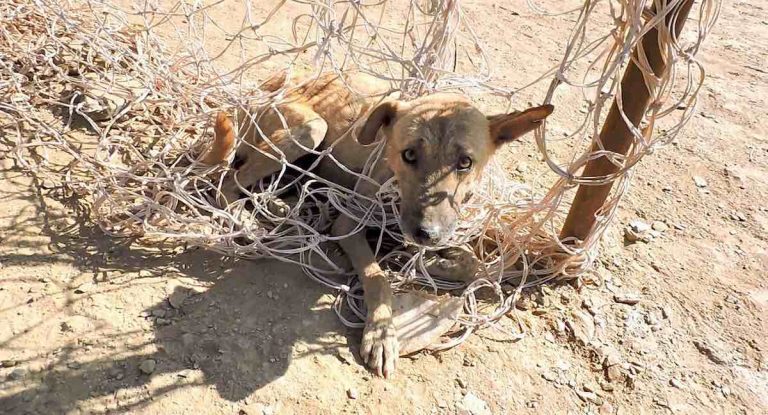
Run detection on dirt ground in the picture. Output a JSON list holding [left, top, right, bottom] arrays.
[[1, 1, 767, 414]]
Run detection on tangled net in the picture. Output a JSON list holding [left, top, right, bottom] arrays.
[[1, 0, 719, 348]]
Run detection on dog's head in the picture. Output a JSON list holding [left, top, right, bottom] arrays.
[[358, 94, 553, 246]]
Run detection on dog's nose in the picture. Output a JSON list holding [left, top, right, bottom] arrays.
[[413, 225, 442, 245]]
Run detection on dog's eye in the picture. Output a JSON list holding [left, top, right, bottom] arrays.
[[457, 155, 473, 172], [402, 148, 417, 165]]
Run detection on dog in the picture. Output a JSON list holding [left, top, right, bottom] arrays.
[[202, 70, 553, 377]]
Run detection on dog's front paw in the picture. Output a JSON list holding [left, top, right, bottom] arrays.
[[361, 316, 399, 378]]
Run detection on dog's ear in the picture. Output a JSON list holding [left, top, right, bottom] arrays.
[[357, 100, 403, 145], [488, 104, 553, 147]]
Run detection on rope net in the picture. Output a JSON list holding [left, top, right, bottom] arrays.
[[0, 0, 719, 349]]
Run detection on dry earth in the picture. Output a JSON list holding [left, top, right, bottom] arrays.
[[1, 1, 767, 414]]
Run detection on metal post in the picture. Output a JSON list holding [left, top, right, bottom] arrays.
[[560, 0, 695, 241]]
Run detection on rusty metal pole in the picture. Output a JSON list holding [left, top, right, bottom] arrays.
[[560, 0, 695, 241]]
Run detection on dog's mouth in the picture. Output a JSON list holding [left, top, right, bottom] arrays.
[[401, 222, 456, 248], [398, 201, 459, 247], [403, 231, 432, 247], [403, 232, 461, 252]]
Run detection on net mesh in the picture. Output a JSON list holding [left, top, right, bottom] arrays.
[[0, 0, 720, 349]]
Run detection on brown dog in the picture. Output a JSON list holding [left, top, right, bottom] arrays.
[[203, 71, 552, 377]]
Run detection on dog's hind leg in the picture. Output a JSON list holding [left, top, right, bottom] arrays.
[[217, 103, 328, 206]]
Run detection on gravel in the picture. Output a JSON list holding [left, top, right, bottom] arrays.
[[139, 359, 156, 374], [613, 293, 641, 305]]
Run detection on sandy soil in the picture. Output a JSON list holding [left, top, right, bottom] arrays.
[[1, 1, 767, 414]]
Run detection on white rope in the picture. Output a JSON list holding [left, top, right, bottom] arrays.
[[0, 0, 720, 349]]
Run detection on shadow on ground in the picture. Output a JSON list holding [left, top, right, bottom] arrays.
[[0, 162, 357, 414]]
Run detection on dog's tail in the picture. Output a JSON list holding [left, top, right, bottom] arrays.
[[200, 112, 235, 165]]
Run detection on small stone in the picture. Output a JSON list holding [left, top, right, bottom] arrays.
[[346, 388, 358, 400], [66, 361, 81, 370], [139, 359, 156, 374], [613, 293, 641, 305], [7, 368, 26, 380], [629, 220, 651, 233], [604, 353, 621, 368], [541, 370, 557, 382], [181, 333, 195, 347], [459, 392, 491, 415], [155, 318, 171, 325], [168, 289, 189, 309], [437, 398, 448, 408], [463, 356, 476, 367], [693, 176, 708, 188], [624, 227, 641, 243], [605, 365, 623, 382], [601, 348, 623, 384], [641, 232, 656, 243], [576, 389, 599, 404], [734, 212, 747, 222], [693, 340, 730, 365], [2, 360, 17, 368], [669, 378, 683, 388], [654, 396, 672, 409], [721, 385, 731, 397], [151, 309, 166, 318], [516, 163, 528, 173], [456, 377, 468, 388], [336, 348, 355, 365], [651, 221, 669, 232], [566, 310, 595, 345], [554, 319, 566, 335], [662, 306, 672, 319]]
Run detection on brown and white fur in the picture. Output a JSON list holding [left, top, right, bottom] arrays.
[[202, 71, 553, 377]]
